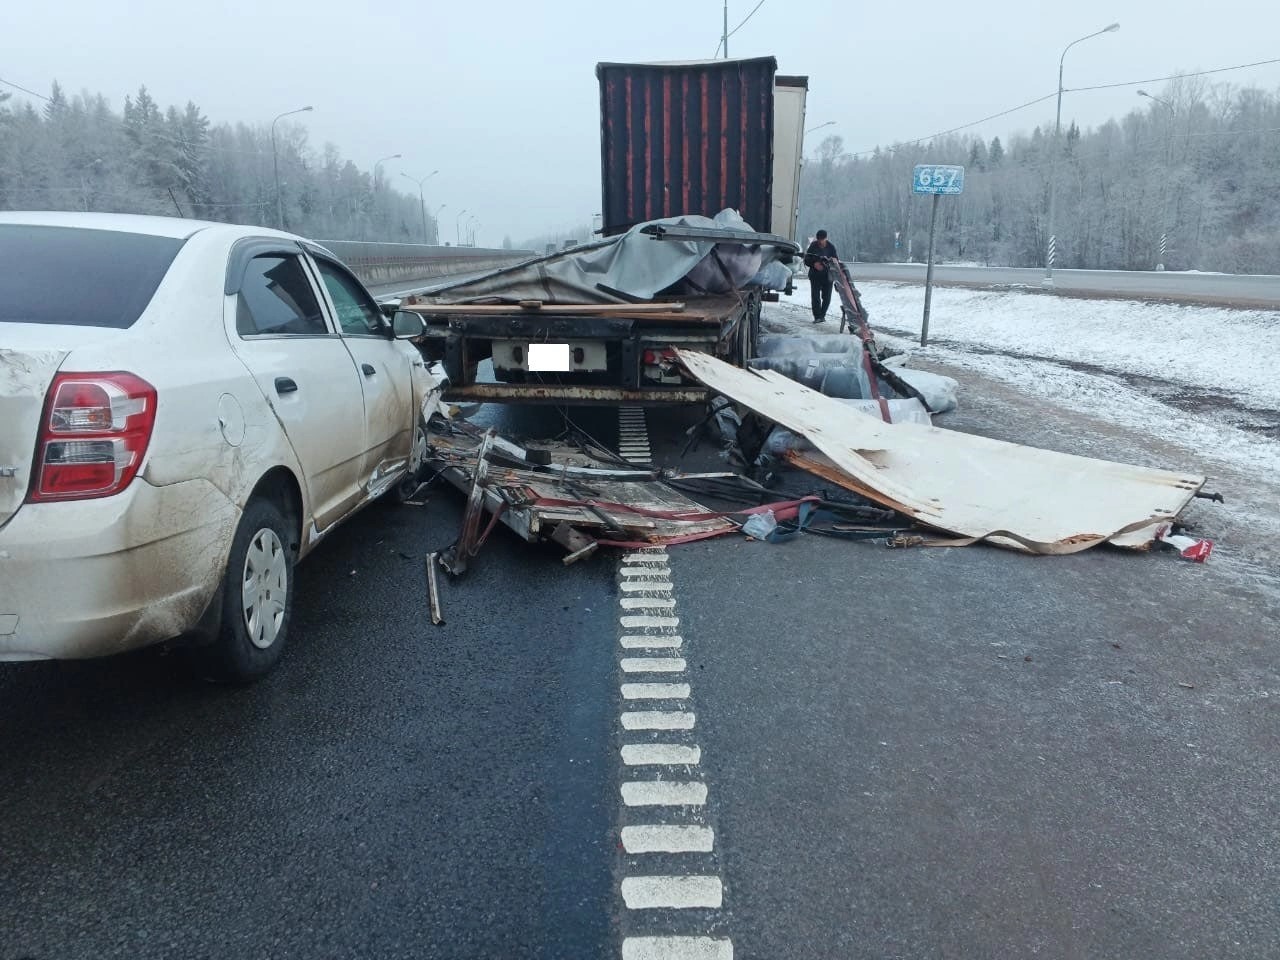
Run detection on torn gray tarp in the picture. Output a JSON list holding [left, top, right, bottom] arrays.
[[419, 209, 797, 305]]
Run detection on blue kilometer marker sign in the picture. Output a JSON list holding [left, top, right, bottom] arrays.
[[912, 164, 965, 195]]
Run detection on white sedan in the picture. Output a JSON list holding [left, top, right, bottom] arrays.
[[0, 212, 436, 681]]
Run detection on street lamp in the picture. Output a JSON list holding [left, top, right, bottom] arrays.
[[1138, 89, 1172, 111], [431, 204, 447, 245], [400, 170, 438, 243], [271, 105, 314, 230], [1043, 22, 1119, 287], [1138, 90, 1175, 270], [806, 121, 835, 135], [374, 153, 401, 185], [468, 216, 481, 247], [455, 209, 468, 245]]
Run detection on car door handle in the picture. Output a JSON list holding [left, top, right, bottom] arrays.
[[361, 363, 376, 377], [275, 377, 298, 395]]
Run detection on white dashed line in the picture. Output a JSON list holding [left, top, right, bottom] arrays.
[[621, 657, 687, 673], [621, 567, 673, 579], [621, 825, 715, 854], [621, 615, 680, 629], [620, 580, 676, 593], [621, 597, 677, 610], [615, 411, 728, 955], [622, 936, 733, 960], [621, 682, 691, 700], [620, 634, 684, 649], [621, 876, 723, 910], [621, 710, 696, 731], [620, 780, 708, 807], [621, 743, 701, 766]]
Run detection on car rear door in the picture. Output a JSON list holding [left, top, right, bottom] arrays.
[[225, 243, 367, 532], [306, 253, 417, 497]]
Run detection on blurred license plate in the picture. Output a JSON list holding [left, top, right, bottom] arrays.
[[528, 343, 571, 372]]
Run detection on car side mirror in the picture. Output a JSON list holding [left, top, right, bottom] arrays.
[[393, 310, 427, 339]]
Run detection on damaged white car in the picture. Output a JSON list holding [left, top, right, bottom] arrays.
[[0, 212, 436, 680]]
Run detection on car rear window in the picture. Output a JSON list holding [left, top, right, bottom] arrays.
[[0, 224, 185, 328]]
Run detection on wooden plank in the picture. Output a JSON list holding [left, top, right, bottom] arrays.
[[676, 349, 1205, 553], [401, 302, 686, 316]]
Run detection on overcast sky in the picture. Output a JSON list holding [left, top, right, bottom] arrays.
[[5, 0, 1279, 242]]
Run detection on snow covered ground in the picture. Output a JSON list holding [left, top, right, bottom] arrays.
[[761, 277, 1280, 596]]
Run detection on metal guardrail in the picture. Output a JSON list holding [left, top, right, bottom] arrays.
[[316, 240, 533, 286]]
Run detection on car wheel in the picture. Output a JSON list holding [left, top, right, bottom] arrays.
[[391, 415, 430, 503], [199, 496, 296, 683]]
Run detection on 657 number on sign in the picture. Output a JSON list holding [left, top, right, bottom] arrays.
[[912, 164, 965, 195]]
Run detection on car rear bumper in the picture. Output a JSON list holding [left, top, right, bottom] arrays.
[[0, 478, 239, 660]]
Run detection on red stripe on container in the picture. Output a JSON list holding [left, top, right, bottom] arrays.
[[681, 75, 690, 213], [624, 75, 634, 224], [663, 75, 672, 217], [643, 79, 652, 221]]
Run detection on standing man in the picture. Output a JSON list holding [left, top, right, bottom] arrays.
[[803, 229, 839, 323]]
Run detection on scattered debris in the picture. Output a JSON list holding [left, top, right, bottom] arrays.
[[675, 349, 1210, 554], [425, 553, 445, 626], [1178, 682, 1196, 689], [1156, 527, 1215, 563]]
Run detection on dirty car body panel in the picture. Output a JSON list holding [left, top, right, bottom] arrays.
[[0, 212, 428, 662]]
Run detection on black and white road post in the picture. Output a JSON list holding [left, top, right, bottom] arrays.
[[912, 164, 965, 347]]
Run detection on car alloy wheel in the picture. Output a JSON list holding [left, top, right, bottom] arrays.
[[241, 527, 288, 649]]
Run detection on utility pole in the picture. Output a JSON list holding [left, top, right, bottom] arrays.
[[723, 1, 729, 58]]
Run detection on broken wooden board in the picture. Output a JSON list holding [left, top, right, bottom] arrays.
[[428, 427, 737, 553], [676, 349, 1206, 554]]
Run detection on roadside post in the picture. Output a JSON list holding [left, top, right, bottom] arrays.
[[912, 164, 964, 346]]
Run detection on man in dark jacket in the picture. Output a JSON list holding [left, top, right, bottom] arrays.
[[803, 229, 838, 322]]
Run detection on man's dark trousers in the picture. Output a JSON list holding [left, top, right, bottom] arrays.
[[811, 272, 834, 320]]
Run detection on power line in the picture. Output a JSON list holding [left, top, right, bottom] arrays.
[[1068, 56, 1280, 93], [727, 0, 766, 38], [713, 0, 767, 57], [0, 76, 52, 102], [847, 55, 1280, 158]]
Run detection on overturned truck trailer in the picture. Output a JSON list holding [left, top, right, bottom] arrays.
[[399, 57, 809, 405]]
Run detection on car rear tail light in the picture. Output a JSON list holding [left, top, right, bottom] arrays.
[[28, 372, 158, 502]]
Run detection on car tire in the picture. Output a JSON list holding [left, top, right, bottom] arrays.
[[198, 496, 296, 683], [390, 414, 430, 503]]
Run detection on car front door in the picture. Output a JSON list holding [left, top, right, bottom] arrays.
[[225, 244, 367, 531], [307, 254, 418, 497]]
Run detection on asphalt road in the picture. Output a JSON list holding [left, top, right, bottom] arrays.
[[849, 263, 1280, 309], [2, 397, 1277, 958]]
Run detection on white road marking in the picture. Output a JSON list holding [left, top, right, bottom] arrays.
[[621, 876, 723, 910], [621, 710, 695, 730], [620, 781, 707, 806], [621, 580, 676, 593], [621, 657, 687, 673], [622, 825, 715, 854], [621, 634, 683, 649], [622, 682, 691, 700], [621, 597, 677, 610], [621, 566, 673, 579], [622, 552, 668, 563], [621, 743, 701, 765], [621, 615, 680, 629], [622, 937, 733, 960]]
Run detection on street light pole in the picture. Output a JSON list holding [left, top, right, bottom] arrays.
[[271, 105, 314, 231], [455, 209, 468, 246], [1043, 23, 1118, 287], [468, 216, 480, 247], [400, 170, 438, 243], [431, 204, 447, 245], [374, 153, 401, 187], [1139, 90, 1175, 270], [806, 121, 836, 135]]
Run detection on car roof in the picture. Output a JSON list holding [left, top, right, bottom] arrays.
[[0, 211, 301, 243]]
